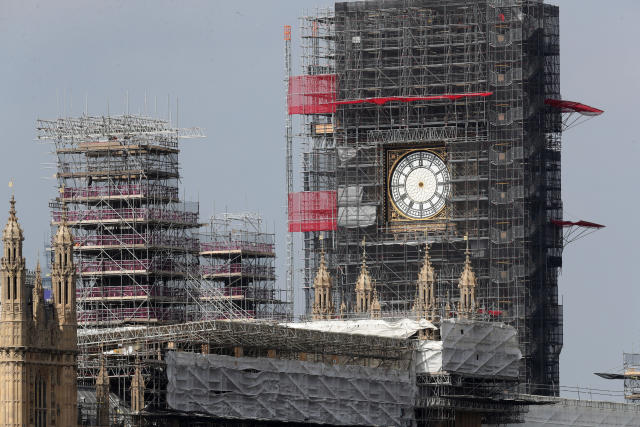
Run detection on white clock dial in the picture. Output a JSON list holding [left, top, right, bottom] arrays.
[[389, 150, 451, 220]]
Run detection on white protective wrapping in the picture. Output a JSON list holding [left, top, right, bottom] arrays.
[[166, 352, 416, 426], [283, 318, 435, 339], [337, 185, 363, 206], [414, 340, 443, 374], [337, 206, 377, 228], [512, 397, 640, 427], [439, 318, 521, 378]]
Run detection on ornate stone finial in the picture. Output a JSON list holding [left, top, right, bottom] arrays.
[[61, 200, 67, 224], [370, 286, 381, 319], [414, 237, 437, 321], [9, 195, 16, 219], [131, 360, 145, 413], [32, 258, 46, 324], [355, 238, 373, 313], [96, 355, 110, 427], [458, 235, 477, 318]]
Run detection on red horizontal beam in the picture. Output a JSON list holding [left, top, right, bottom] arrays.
[[334, 92, 493, 106]]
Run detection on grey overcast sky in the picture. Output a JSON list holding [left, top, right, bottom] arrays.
[[0, 0, 637, 399]]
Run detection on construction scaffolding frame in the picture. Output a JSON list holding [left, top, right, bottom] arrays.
[[292, 0, 563, 395], [199, 212, 290, 321]]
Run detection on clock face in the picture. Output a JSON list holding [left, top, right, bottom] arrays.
[[388, 150, 451, 220]]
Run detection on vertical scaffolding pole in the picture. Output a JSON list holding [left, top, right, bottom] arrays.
[[284, 25, 295, 318]]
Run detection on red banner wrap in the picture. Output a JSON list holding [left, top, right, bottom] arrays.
[[288, 191, 337, 232]]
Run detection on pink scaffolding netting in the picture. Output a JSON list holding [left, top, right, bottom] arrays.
[[288, 191, 337, 232], [288, 74, 337, 115]]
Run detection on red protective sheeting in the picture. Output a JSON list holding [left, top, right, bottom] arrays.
[[288, 191, 337, 232], [551, 219, 605, 229], [334, 92, 493, 106], [545, 99, 604, 116], [288, 74, 337, 115]]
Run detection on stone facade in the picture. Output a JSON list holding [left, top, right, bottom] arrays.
[[0, 196, 77, 426]]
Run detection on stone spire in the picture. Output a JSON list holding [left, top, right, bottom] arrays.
[[370, 287, 381, 319], [311, 236, 334, 320], [457, 236, 477, 318], [413, 240, 437, 321], [3, 195, 23, 242], [355, 238, 373, 314]]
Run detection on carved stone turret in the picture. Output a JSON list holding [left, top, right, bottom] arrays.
[[457, 237, 477, 318], [311, 239, 334, 320], [355, 239, 373, 314], [0, 196, 29, 344], [413, 241, 437, 322], [51, 205, 77, 349]]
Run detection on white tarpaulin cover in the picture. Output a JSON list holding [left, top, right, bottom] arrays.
[[283, 318, 436, 339], [166, 351, 416, 426], [337, 206, 377, 228], [414, 340, 443, 374], [440, 318, 521, 379]]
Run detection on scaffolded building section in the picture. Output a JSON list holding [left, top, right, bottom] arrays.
[[199, 213, 289, 320], [289, 0, 564, 395], [75, 317, 527, 426], [38, 115, 203, 326]]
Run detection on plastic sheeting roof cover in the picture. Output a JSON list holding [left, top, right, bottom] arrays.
[[519, 396, 640, 427], [283, 318, 436, 339], [166, 352, 416, 426]]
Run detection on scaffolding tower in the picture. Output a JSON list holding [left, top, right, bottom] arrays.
[[289, 0, 563, 395], [38, 115, 204, 327], [199, 212, 289, 320]]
